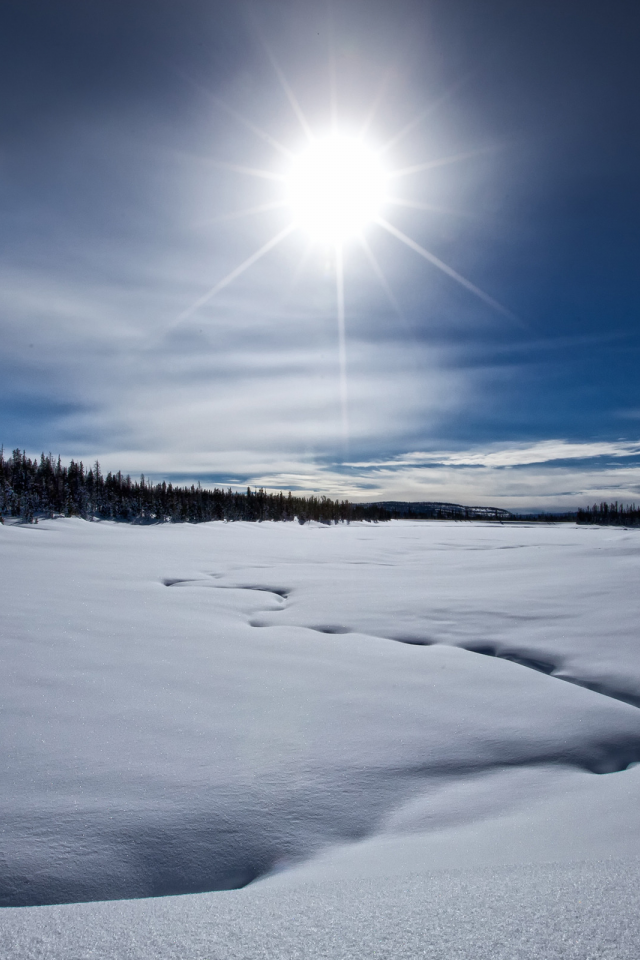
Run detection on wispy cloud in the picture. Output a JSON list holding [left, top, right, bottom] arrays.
[[346, 439, 640, 470]]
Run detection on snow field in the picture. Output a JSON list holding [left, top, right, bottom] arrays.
[[1, 518, 639, 956]]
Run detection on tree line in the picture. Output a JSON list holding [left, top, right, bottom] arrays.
[[576, 502, 640, 527], [0, 449, 391, 524]]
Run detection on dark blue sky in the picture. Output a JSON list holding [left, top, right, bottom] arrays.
[[1, 0, 639, 507]]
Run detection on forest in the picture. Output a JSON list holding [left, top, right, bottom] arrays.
[[0, 449, 390, 524]]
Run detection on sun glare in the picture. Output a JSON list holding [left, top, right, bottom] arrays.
[[287, 135, 387, 243], [179, 55, 515, 446]]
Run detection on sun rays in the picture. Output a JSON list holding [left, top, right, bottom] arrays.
[[177, 50, 516, 445], [376, 218, 518, 322]]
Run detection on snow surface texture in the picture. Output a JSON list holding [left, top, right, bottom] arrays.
[[1, 519, 639, 957]]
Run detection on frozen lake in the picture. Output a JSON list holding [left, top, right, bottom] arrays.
[[1, 518, 639, 957]]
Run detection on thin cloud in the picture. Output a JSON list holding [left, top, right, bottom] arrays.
[[347, 440, 640, 470], [244, 459, 640, 511]]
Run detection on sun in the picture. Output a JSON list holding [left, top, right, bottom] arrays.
[[286, 135, 387, 243], [178, 54, 515, 446]]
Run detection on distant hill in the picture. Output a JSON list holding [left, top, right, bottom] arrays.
[[359, 501, 514, 521]]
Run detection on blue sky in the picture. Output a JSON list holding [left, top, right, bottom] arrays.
[[1, 0, 639, 509]]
